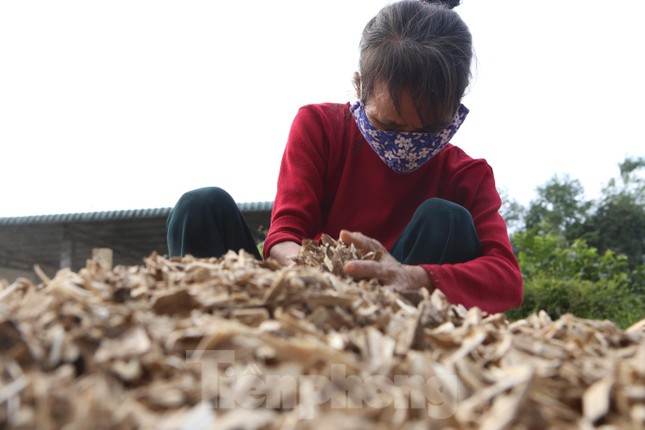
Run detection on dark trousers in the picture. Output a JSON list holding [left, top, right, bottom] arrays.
[[167, 187, 262, 259], [390, 198, 481, 264], [167, 187, 481, 264]]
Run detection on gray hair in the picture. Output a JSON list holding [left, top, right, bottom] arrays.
[[359, 0, 472, 122]]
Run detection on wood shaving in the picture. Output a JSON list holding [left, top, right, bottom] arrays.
[[0, 236, 643, 429]]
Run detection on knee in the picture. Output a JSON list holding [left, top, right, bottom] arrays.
[[174, 187, 236, 212], [416, 198, 473, 224]]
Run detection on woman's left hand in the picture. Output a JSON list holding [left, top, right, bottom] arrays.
[[339, 230, 433, 293]]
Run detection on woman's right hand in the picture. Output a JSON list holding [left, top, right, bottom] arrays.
[[268, 240, 301, 266]]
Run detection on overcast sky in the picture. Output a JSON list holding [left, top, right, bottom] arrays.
[[1, 0, 643, 217]]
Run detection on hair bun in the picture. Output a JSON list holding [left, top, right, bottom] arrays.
[[420, 0, 461, 9]]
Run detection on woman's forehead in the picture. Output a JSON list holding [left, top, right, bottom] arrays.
[[365, 83, 425, 130], [366, 82, 439, 125]]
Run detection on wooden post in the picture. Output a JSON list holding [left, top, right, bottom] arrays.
[[60, 225, 73, 269], [92, 248, 113, 271]]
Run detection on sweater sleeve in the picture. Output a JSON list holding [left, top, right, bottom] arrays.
[[422, 161, 523, 314], [263, 106, 327, 258]]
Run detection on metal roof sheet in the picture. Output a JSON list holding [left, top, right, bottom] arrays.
[[0, 202, 273, 279], [0, 201, 273, 226]]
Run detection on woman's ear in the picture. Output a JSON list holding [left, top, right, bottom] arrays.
[[353, 71, 361, 98]]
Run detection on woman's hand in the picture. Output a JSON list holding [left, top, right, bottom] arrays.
[[339, 230, 433, 293], [268, 240, 301, 266]]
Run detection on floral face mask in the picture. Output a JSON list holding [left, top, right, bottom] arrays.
[[350, 101, 469, 174]]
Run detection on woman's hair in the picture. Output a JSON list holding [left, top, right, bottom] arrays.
[[358, 0, 472, 123]]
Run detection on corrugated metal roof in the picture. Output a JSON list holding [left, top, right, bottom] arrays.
[[0, 202, 274, 279], [0, 201, 273, 226]]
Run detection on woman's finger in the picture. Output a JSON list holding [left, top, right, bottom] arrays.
[[344, 260, 386, 280], [339, 230, 386, 253]]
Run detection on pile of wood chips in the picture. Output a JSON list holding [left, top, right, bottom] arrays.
[[1, 236, 644, 430]]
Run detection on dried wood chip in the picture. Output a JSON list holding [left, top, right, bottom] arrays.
[[95, 326, 151, 362], [151, 289, 198, 316], [305, 292, 356, 308], [583, 374, 614, 423], [0, 240, 643, 429], [231, 308, 270, 327]]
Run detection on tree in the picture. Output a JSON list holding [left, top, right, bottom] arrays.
[[523, 175, 592, 238], [579, 157, 645, 268], [497, 188, 525, 235], [506, 156, 645, 327]]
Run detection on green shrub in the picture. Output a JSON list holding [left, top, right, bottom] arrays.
[[507, 231, 645, 328], [505, 273, 644, 329]]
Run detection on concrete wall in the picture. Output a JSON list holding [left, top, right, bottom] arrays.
[[0, 266, 37, 284]]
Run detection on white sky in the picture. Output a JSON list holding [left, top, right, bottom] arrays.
[[1, 0, 643, 217]]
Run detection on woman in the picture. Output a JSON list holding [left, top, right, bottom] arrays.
[[167, 0, 523, 313]]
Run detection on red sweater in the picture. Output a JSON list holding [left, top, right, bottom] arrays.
[[264, 103, 523, 313]]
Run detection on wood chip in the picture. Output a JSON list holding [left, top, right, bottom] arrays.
[[0, 240, 643, 428], [583, 374, 614, 423]]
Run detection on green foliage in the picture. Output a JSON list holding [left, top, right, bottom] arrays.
[[505, 156, 645, 328], [579, 158, 645, 268], [514, 232, 632, 281], [581, 194, 645, 269], [507, 231, 644, 328], [616, 156, 645, 201], [523, 175, 592, 238], [506, 274, 643, 329], [519, 157, 645, 267]]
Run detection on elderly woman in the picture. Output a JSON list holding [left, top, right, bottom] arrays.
[[167, 0, 523, 314]]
